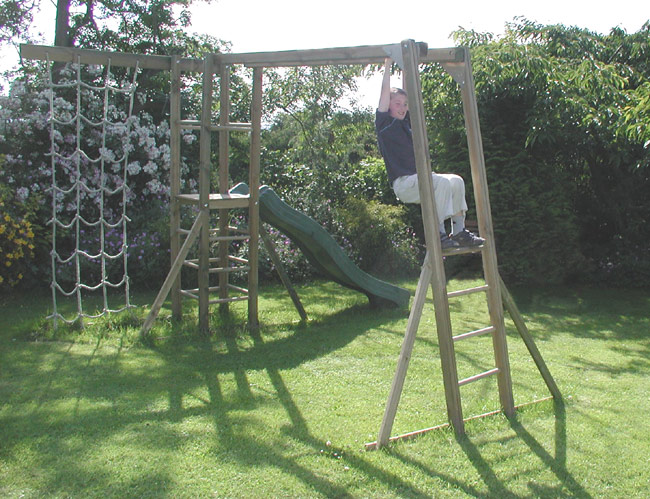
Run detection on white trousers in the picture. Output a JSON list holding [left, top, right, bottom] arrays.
[[393, 173, 468, 225]]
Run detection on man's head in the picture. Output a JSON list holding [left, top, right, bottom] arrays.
[[389, 88, 408, 120]]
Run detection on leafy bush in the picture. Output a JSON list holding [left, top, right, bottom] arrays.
[[337, 197, 422, 277], [0, 176, 36, 290]]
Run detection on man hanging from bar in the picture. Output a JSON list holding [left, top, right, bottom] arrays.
[[375, 57, 484, 249]]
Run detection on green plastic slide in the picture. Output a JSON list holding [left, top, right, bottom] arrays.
[[231, 183, 410, 309]]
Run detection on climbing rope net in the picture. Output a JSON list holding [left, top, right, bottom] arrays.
[[46, 56, 140, 326]]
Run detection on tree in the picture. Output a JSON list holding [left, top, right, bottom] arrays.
[[421, 19, 650, 285]]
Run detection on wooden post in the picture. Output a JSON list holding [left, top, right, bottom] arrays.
[[400, 39, 464, 434], [169, 55, 182, 320], [218, 63, 231, 313], [457, 48, 515, 417], [247, 67, 263, 328], [198, 54, 214, 334]]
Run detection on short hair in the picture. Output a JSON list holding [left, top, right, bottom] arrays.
[[390, 87, 407, 98]]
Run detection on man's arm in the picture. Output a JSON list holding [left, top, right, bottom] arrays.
[[378, 58, 392, 112]]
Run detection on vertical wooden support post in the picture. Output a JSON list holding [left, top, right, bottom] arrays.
[[198, 54, 214, 333], [169, 55, 182, 320], [458, 48, 515, 417], [247, 67, 263, 328], [218, 63, 231, 313], [400, 40, 464, 434]]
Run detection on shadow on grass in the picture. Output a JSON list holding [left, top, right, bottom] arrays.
[[4, 281, 645, 496], [385, 399, 593, 498], [153, 305, 431, 496]]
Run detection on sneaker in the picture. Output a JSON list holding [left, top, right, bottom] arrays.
[[440, 232, 460, 249], [450, 229, 485, 247]]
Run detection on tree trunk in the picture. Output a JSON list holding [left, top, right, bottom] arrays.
[[54, 0, 71, 47]]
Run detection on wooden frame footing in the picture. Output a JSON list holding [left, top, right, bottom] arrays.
[[364, 396, 555, 451]]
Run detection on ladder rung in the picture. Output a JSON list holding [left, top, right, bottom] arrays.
[[228, 284, 248, 294], [458, 368, 499, 386], [178, 120, 252, 132], [179, 119, 201, 130], [453, 326, 495, 342], [210, 234, 249, 242], [175, 193, 250, 209], [208, 266, 250, 274], [181, 285, 224, 300], [209, 295, 249, 305], [229, 255, 248, 264], [183, 257, 221, 269], [180, 289, 198, 300], [447, 284, 489, 298], [209, 123, 253, 132], [442, 245, 484, 256], [209, 226, 248, 235]]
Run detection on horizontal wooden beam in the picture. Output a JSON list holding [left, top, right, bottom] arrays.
[[20, 44, 204, 72], [21, 42, 465, 71], [218, 42, 426, 67], [219, 43, 465, 67]]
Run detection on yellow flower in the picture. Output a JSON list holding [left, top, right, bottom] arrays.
[[5, 260, 11, 267], [3, 214, 10, 222]]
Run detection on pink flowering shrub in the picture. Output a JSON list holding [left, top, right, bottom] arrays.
[[0, 66, 198, 288]]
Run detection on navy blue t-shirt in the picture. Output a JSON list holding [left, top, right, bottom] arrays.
[[375, 110, 417, 185]]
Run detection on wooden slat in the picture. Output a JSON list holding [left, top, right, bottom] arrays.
[[447, 284, 489, 298], [180, 120, 252, 132], [208, 266, 250, 274], [209, 234, 249, 242], [458, 368, 499, 386], [366, 396, 554, 451], [209, 295, 249, 305], [442, 244, 484, 256], [453, 326, 495, 342], [228, 284, 248, 294], [175, 193, 250, 209], [219, 42, 430, 67], [20, 44, 203, 72]]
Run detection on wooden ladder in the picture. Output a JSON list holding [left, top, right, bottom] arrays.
[[366, 41, 560, 449], [141, 54, 263, 337]]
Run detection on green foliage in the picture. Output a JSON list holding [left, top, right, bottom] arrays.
[[420, 19, 650, 285], [337, 197, 421, 277], [0, 182, 36, 290]]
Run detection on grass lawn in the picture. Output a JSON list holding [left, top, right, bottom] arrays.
[[1, 276, 648, 497]]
